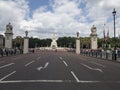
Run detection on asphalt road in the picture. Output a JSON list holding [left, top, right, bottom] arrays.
[[0, 51, 120, 90]]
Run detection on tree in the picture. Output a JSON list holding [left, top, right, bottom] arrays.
[[12, 36, 120, 49], [57, 37, 76, 48], [29, 37, 52, 48], [80, 37, 90, 49], [29, 37, 40, 48]]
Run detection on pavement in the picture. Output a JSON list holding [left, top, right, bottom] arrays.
[[0, 51, 120, 90]]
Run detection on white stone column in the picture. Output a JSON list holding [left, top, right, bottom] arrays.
[[0, 35, 4, 48], [5, 34, 13, 48], [5, 23, 13, 49], [76, 39, 80, 54], [23, 31, 29, 54], [76, 32, 80, 54], [23, 37, 29, 54], [90, 25, 98, 50], [91, 37, 97, 49]]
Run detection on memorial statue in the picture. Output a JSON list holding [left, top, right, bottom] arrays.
[[5, 22, 13, 49], [77, 32, 79, 38], [25, 31, 28, 37], [50, 33, 58, 49], [6, 22, 13, 31], [91, 25, 97, 34], [90, 25, 98, 50]]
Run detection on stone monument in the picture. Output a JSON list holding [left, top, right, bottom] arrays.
[[76, 32, 80, 54], [50, 33, 58, 49], [0, 34, 4, 48], [5, 22, 13, 48], [90, 25, 98, 50], [23, 31, 29, 54]]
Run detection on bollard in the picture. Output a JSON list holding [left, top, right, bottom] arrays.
[[106, 53, 108, 59], [112, 53, 114, 60], [112, 51, 117, 61], [100, 52, 102, 58], [96, 52, 97, 57]]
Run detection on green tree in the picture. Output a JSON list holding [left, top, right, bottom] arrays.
[[57, 37, 76, 48]]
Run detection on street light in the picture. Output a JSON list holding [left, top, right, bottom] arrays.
[[112, 8, 117, 60]]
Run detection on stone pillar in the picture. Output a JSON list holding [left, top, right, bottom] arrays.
[[90, 25, 98, 50], [76, 32, 80, 54], [5, 22, 13, 49], [0, 34, 4, 48], [23, 31, 29, 54]]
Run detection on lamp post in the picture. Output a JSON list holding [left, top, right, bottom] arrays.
[[112, 8, 117, 60]]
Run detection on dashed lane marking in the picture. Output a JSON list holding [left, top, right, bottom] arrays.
[[63, 61, 68, 67], [0, 63, 14, 69], [36, 56, 41, 60], [25, 61, 35, 67], [59, 57, 63, 60], [71, 71, 80, 82], [91, 61, 106, 68], [0, 71, 16, 81]]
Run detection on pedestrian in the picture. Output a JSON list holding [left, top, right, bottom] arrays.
[[32, 49, 35, 53], [6, 49, 8, 56]]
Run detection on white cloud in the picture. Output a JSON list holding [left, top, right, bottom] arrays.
[[53, 0, 81, 17], [0, 0, 120, 39], [28, 0, 87, 38], [85, 0, 120, 37], [0, 0, 29, 37]]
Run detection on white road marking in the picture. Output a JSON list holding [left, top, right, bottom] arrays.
[[78, 80, 100, 83], [13, 57, 18, 60], [0, 71, 16, 81], [91, 61, 106, 68], [0, 80, 68, 83], [44, 62, 49, 68], [81, 63, 103, 73], [71, 71, 80, 82], [59, 57, 63, 60], [36, 56, 41, 60], [37, 67, 43, 71], [1, 80, 120, 84], [0, 63, 14, 69], [25, 61, 35, 67], [37, 62, 49, 71], [63, 61, 68, 67]]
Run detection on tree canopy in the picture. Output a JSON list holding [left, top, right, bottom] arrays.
[[12, 36, 120, 49]]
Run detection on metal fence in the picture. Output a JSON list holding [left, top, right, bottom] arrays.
[[80, 50, 120, 61]]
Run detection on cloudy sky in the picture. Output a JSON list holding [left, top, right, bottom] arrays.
[[0, 0, 120, 39]]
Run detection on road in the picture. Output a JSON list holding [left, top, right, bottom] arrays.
[[0, 51, 120, 90]]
